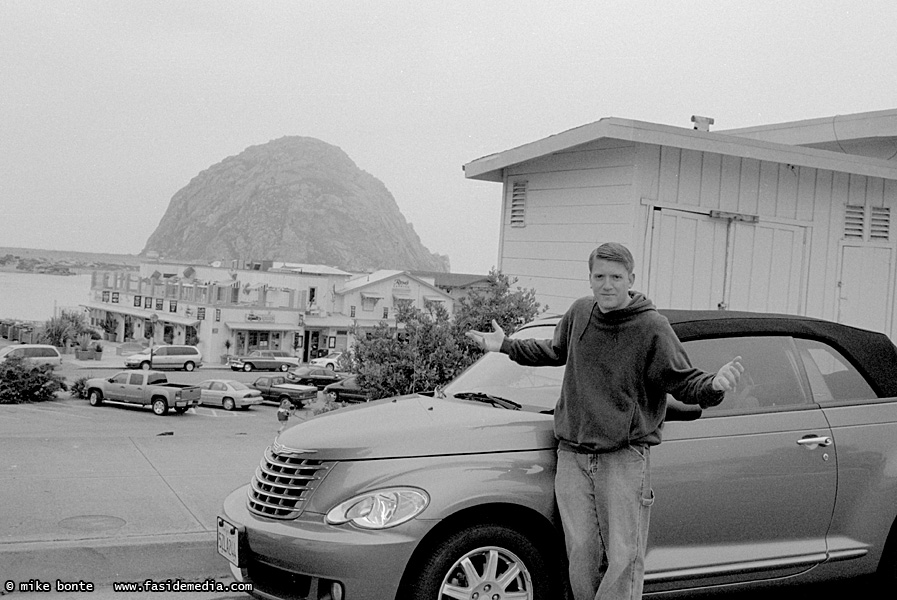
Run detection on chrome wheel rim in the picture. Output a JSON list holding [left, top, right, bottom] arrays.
[[439, 545, 533, 600]]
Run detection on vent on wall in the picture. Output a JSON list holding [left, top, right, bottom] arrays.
[[844, 204, 891, 241], [510, 180, 527, 227]]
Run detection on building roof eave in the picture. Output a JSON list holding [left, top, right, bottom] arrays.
[[463, 116, 897, 183]]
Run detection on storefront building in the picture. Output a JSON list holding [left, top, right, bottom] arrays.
[[84, 262, 456, 364]]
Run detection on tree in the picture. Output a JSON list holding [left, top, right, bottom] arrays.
[[350, 270, 545, 400], [353, 302, 469, 400], [40, 309, 91, 348], [451, 268, 547, 358]]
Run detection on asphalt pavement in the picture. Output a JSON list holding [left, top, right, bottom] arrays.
[[0, 339, 314, 598]]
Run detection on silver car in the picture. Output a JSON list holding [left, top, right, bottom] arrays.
[[197, 379, 263, 410], [218, 311, 897, 598]]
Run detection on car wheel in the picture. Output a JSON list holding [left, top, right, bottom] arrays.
[[402, 523, 553, 600], [243, 363, 254, 372], [326, 363, 335, 370], [279, 364, 289, 372], [223, 397, 236, 411], [152, 398, 168, 415], [184, 362, 195, 372], [140, 361, 151, 370], [88, 390, 103, 406]]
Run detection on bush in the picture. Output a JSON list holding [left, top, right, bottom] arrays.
[[70, 376, 90, 399], [0, 356, 68, 404], [347, 269, 545, 401]]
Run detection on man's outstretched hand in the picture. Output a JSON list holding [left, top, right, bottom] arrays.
[[712, 356, 744, 392], [465, 319, 507, 353]]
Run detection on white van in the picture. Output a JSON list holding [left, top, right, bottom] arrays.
[[0, 344, 63, 366], [124, 345, 202, 371]]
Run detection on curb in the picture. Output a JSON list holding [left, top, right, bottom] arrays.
[[0, 532, 229, 586]]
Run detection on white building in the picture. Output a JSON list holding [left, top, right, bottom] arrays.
[[464, 109, 897, 339], [85, 261, 455, 363]]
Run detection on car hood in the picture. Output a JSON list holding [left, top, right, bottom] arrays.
[[276, 394, 557, 460]]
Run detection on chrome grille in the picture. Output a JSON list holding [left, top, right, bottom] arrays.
[[247, 446, 332, 519]]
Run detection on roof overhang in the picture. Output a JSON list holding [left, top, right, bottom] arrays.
[[718, 108, 897, 147], [83, 301, 199, 327], [225, 322, 301, 332], [463, 116, 897, 183]]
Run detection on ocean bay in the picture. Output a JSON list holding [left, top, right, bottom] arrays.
[[0, 271, 94, 322]]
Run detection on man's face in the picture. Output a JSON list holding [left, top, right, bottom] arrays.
[[590, 259, 635, 313]]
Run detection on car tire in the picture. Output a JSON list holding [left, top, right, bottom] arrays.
[[402, 523, 554, 600], [184, 362, 195, 372], [243, 363, 254, 372], [152, 398, 168, 416], [88, 390, 103, 407], [140, 361, 151, 370], [223, 397, 236, 411], [279, 364, 289, 372]]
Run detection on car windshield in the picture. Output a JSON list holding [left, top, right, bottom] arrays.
[[229, 382, 250, 390], [442, 323, 564, 412]]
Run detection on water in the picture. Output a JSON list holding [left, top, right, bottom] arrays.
[[0, 271, 93, 322]]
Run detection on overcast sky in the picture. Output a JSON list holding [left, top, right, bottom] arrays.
[[2, 1, 895, 274]]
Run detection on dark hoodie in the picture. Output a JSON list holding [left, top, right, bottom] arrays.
[[501, 292, 723, 453]]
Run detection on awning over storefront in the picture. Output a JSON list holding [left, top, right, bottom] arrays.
[[83, 302, 200, 327], [225, 322, 302, 332], [302, 314, 356, 328], [360, 292, 384, 299]]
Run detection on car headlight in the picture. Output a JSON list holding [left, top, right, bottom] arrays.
[[325, 487, 429, 529]]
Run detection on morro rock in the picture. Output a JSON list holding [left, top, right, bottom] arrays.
[[141, 137, 449, 272]]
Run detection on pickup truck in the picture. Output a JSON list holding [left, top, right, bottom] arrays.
[[85, 371, 201, 416], [220, 310, 897, 598], [249, 375, 317, 408]]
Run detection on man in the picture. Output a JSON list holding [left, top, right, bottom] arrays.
[[466, 242, 742, 600]]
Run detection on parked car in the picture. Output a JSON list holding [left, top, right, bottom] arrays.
[[85, 371, 201, 415], [124, 344, 202, 371], [309, 351, 343, 370], [285, 366, 344, 390], [218, 310, 897, 599], [228, 350, 300, 372], [248, 375, 317, 408], [197, 379, 264, 411], [323, 375, 370, 404], [0, 343, 62, 366]]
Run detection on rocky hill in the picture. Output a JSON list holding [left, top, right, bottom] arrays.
[[141, 137, 449, 272]]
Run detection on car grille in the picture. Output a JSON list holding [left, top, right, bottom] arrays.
[[247, 445, 332, 519]]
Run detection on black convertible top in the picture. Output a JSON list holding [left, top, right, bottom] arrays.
[[521, 309, 897, 398]]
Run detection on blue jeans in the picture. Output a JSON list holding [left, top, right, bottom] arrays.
[[556, 446, 655, 600]]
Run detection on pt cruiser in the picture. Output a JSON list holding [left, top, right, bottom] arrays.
[[218, 310, 897, 599]]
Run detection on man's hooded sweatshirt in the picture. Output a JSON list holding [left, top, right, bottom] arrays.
[[500, 292, 724, 453]]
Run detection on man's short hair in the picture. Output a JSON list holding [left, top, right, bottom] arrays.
[[588, 243, 635, 274]]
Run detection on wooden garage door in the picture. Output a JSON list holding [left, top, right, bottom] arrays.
[[647, 207, 807, 313]]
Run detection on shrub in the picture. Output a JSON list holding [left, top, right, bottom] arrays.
[[312, 398, 349, 415], [70, 376, 90, 399], [0, 356, 68, 404]]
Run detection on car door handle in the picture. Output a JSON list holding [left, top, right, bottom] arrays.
[[797, 436, 833, 448]]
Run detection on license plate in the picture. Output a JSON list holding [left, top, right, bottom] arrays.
[[217, 516, 244, 566]]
